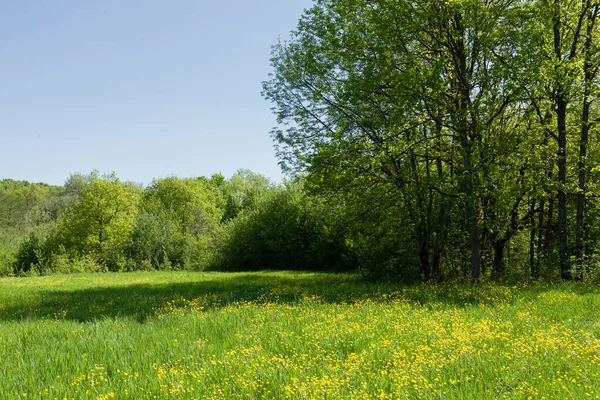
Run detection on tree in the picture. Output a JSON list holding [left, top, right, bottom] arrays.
[[217, 180, 351, 272], [55, 172, 141, 266], [263, 0, 526, 281], [220, 169, 273, 221], [125, 211, 180, 270], [138, 176, 225, 270], [526, 0, 600, 279], [143, 176, 224, 235]]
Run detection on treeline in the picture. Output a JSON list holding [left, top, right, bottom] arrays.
[[262, 0, 600, 282], [2, 159, 600, 282], [0, 172, 355, 277]]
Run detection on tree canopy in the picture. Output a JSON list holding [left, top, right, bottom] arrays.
[[263, 0, 600, 281], [55, 172, 141, 265]]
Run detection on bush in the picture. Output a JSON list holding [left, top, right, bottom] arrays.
[[215, 182, 353, 272], [126, 212, 218, 271], [126, 213, 180, 270], [0, 251, 13, 276], [13, 234, 44, 274]]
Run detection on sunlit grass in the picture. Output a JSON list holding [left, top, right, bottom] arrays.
[[0, 271, 599, 399]]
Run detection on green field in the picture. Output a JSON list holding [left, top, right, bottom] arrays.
[[0, 271, 599, 399]]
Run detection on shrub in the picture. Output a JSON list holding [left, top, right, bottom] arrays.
[[13, 234, 44, 275], [215, 182, 353, 272]]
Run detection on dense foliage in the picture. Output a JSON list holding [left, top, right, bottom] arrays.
[[262, 0, 600, 282], [216, 181, 350, 272], [0, 171, 357, 277]]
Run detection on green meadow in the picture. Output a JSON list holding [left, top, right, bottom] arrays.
[[0, 271, 599, 399]]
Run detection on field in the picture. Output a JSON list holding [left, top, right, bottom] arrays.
[[0, 272, 599, 399]]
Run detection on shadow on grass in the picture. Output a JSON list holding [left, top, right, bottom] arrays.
[[0, 272, 588, 323]]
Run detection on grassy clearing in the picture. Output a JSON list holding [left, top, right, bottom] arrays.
[[0, 271, 599, 399]]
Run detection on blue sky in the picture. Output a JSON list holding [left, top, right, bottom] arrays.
[[0, 0, 313, 186]]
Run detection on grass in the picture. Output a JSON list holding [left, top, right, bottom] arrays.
[[0, 271, 599, 399]]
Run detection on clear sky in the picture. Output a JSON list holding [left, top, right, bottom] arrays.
[[0, 0, 313, 186]]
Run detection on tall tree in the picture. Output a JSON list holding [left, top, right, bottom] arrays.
[[220, 170, 272, 222], [527, 0, 600, 278], [143, 176, 224, 235], [263, 0, 525, 280], [56, 172, 141, 264]]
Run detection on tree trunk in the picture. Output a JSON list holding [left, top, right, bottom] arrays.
[[419, 235, 431, 282], [493, 239, 506, 277], [459, 132, 481, 281], [535, 198, 545, 279], [545, 195, 555, 259], [453, 12, 481, 281], [575, 5, 597, 278], [553, 1, 571, 280], [432, 118, 445, 282], [575, 100, 590, 278], [556, 98, 570, 280], [408, 137, 432, 282], [530, 201, 536, 278]]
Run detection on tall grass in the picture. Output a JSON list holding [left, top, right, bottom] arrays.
[[0, 271, 598, 399]]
